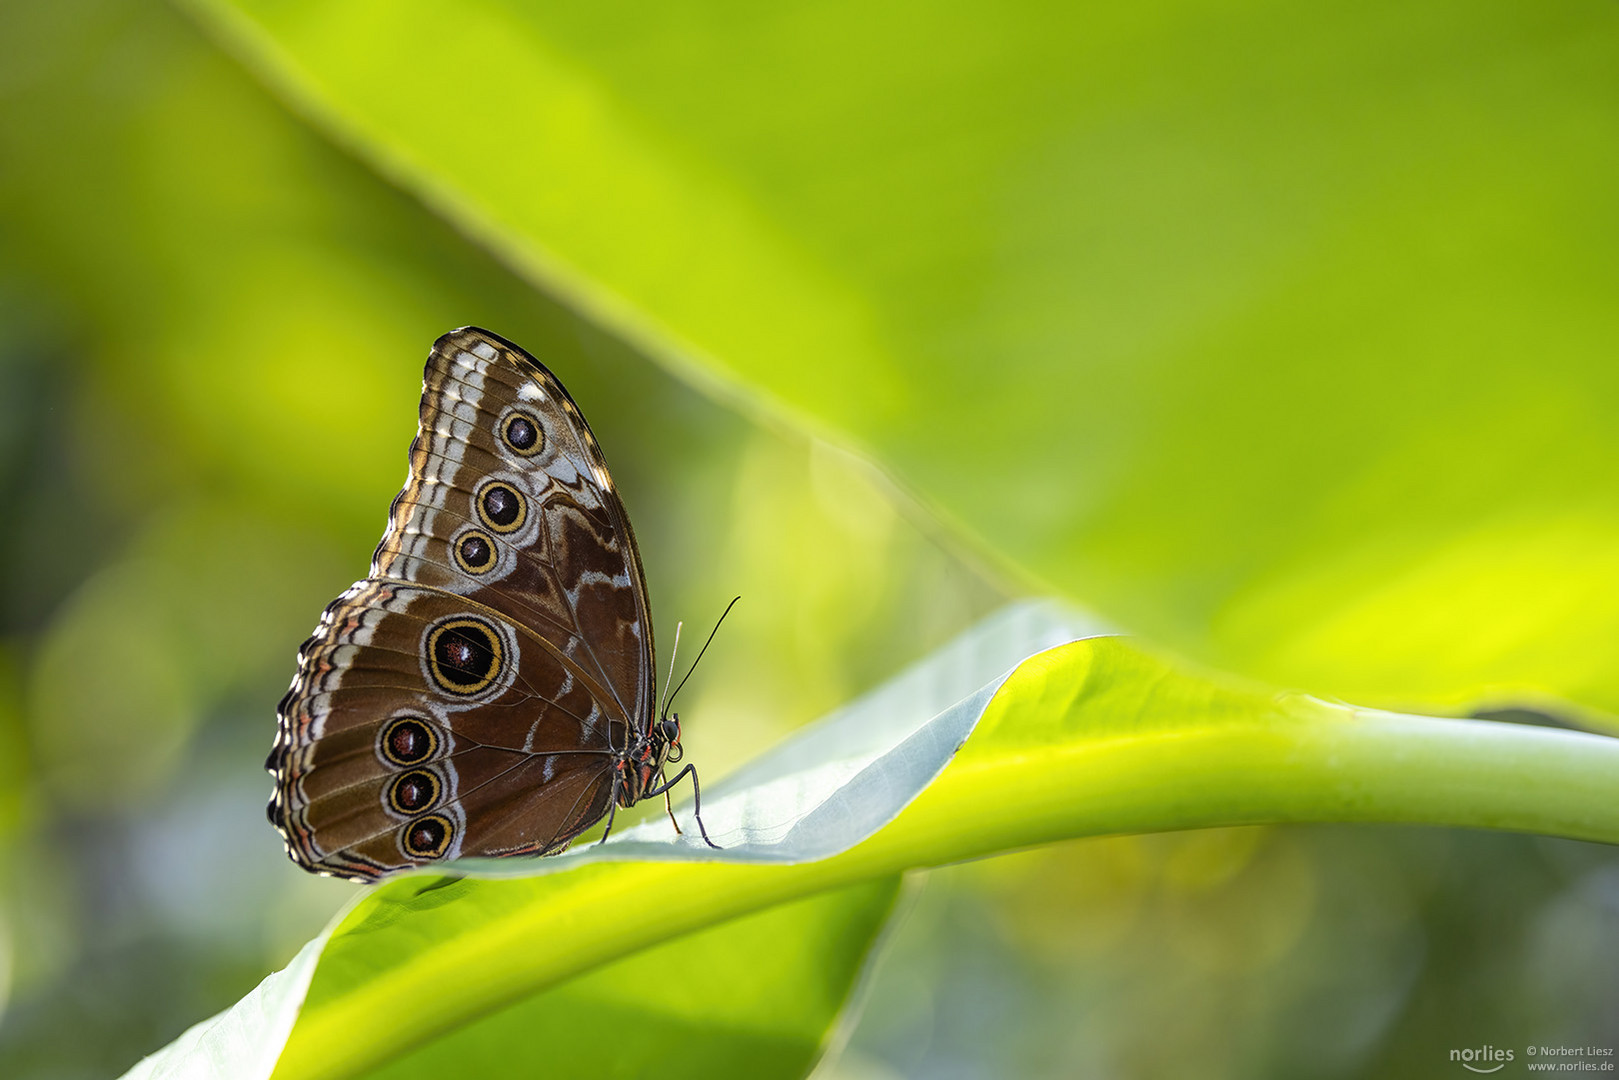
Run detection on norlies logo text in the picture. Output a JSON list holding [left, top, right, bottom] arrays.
[[1452, 1046, 1514, 1073]]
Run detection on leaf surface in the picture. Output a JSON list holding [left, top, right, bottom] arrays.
[[185, 0, 1619, 718], [118, 604, 1619, 1080]]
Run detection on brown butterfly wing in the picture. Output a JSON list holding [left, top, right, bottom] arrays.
[[269, 328, 653, 880], [377, 328, 654, 728]]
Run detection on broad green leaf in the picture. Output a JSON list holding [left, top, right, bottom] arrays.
[[360, 877, 903, 1080], [0, 0, 1002, 815], [186, 0, 1619, 718], [10, 4, 1618, 1077], [116, 600, 1094, 1080], [127, 879, 902, 1080], [462, 601, 1103, 868], [121, 604, 1619, 1080]]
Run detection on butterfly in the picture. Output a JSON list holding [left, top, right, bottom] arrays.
[[268, 327, 716, 881]]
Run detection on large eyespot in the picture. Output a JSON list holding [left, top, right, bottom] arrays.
[[426, 616, 504, 695], [476, 481, 526, 533], [500, 410, 544, 456], [401, 814, 453, 859], [387, 769, 442, 815], [453, 529, 497, 574], [380, 716, 439, 766]]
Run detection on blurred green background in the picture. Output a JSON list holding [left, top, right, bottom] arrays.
[[3, 0, 1619, 1076]]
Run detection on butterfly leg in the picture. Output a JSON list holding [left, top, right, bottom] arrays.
[[643, 763, 720, 849], [662, 780, 684, 836], [598, 791, 622, 845]]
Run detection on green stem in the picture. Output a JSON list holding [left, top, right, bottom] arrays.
[[273, 710, 1619, 1080]]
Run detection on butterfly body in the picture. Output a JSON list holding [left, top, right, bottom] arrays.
[[268, 327, 706, 881]]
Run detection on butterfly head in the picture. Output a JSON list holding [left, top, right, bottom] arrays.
[[659, 715, 685, 764]]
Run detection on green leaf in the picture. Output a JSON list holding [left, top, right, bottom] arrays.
[[332, 878, 903, 1080], [183, 0, 1619, 718], [117, 601, 1092, 1080], [323, 880, 906, 1080], [14, 4, 1619, 1075], [123, 879, 903, 1080], [120, 604, 1619, 1080]]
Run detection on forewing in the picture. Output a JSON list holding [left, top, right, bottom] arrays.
[[371, 327, 654, 735]]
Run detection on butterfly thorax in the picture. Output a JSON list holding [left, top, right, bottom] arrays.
[[613, 715, 684, 808]]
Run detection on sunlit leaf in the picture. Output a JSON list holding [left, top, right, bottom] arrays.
[[118, 603, 1619, 1080], [187, 0, 1619, 718], [122, 600, 1093, 1080]]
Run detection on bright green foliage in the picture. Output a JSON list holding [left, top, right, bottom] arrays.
[[5, 1, 1619, 1077], [164, 628, 1617, 1080], [335, 877, 903, 1080], [191, 0, 1619, 718]]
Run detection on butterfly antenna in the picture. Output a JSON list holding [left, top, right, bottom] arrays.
[[661, 597, 740, 720], [657, 620, 684, 721]]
